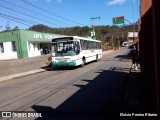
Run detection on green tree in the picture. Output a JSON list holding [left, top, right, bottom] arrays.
[[28, 24, 137, 50]]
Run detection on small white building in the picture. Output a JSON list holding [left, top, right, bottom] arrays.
[[0, 41, 17, 60], [127, 32, 138, 42], [0, 30, 65, 60]]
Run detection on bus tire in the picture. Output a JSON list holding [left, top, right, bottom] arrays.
[[95, 54, 99, 62]]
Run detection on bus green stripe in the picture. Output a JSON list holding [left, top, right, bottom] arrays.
[[52, 62, 76, 67]]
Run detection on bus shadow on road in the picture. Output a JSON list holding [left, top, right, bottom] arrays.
[[41, 61, 97, 71], [41, 65, 78, 71], [32, 67, 144, 120]]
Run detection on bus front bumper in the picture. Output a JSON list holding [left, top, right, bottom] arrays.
[[52, 61, 76, 67]]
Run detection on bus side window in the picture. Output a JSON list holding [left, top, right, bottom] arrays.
[[88, 41, 90, 49], [87, 41, 90, 50], [96, 43, 98, 49], [75, 41, 80, 55], [80, 40, 85, 50], [97, 43, 100, 49], [91, 41, 94, 49], [84, 40, 88, 50], [93, 42, 96, 49]]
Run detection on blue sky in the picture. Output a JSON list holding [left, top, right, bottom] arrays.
[[0, 0, 140, 31]]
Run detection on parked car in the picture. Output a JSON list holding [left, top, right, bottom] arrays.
[[122, 42, 129, 47]]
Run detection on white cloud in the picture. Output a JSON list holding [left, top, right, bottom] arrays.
[[107, 0, 127, 5], [55, 0, 62, 3]]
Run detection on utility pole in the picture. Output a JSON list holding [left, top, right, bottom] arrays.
[[5, 20, 11, 30], [118, 35, 120, 49], [125, 19, 135, 43], [90, 17, 100, 38], [111, 34, 114, 50]]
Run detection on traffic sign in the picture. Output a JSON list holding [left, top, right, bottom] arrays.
[[112, 16, 124, 25]]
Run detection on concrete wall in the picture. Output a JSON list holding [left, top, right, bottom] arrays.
[[27, 41, 41, 57], [19, 30, 65, 58], [140, 0, 152, 17], [139, 0, 160, 117], [0, 41, 17, 60], [152, 0, 160, 117], [0, 31, 19, 60]]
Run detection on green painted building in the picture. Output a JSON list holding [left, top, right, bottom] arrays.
[[0, 30, 65, 60]]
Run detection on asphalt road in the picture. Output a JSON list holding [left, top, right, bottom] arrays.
[[0, 48, 132, 120]]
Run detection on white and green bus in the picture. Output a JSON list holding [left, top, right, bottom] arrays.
[[51, 36, 102, 67]]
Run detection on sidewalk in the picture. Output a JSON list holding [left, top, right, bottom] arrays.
[[0, 50, 114, 82], [123, 64, 145, 112], [0, 54, 51, 76], [0, 54, 52, 82]]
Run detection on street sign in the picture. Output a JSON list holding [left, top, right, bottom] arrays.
[[112, 16, 124, 25]]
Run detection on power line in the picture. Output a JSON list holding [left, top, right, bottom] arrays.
[[0, 12, 37, 25], [90, 17, 100, 37], [0, 5, 62, 27], [1, 0, 72, 27], [20, 0, 85, 26], [136, 0, 140, 20], [63, 0, 91, 18], [131, 0, 135, 22], [0, 14, 32, 26], [63, 0, 91, 27]]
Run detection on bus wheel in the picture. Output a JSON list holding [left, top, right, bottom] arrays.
[[81, 58, 85, 67], [95, 54, 99, 62]]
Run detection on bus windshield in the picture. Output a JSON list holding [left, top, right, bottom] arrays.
[[52, 41, 80, 56]]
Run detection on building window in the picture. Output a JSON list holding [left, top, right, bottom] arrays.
[[12, 41, 17, 52], [0, 43, 4, 53], [33, 43, 36, 50], [28, 42, 31, 51], [37, 43, 40, 50]]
